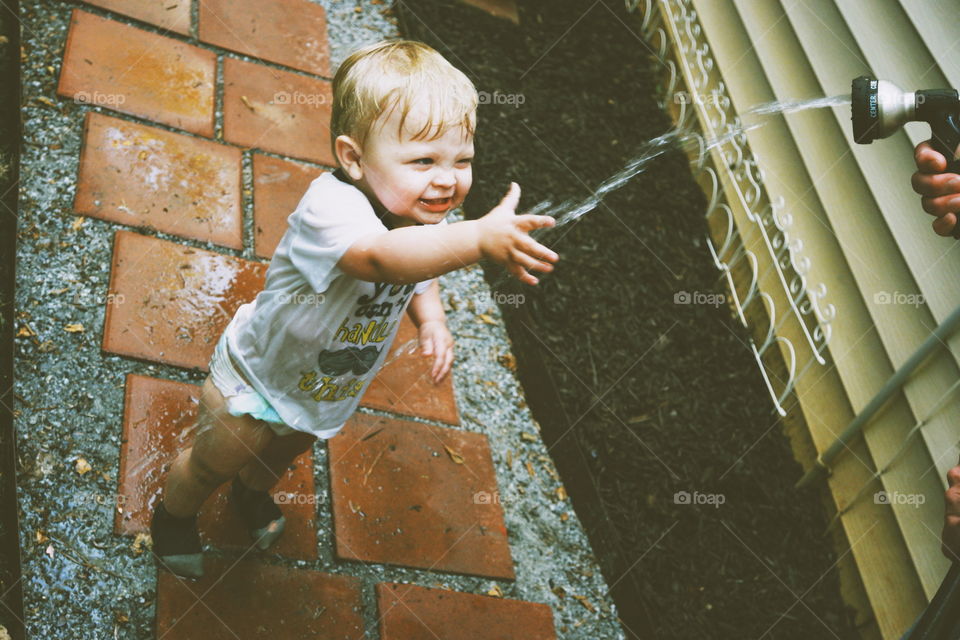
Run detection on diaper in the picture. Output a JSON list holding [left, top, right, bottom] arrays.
[[209, 331, 294, 434]]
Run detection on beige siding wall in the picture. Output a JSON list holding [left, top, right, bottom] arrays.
[[642, 0, 960, 636]]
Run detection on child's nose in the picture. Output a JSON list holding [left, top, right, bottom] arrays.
[[432, 169, 456, 188]]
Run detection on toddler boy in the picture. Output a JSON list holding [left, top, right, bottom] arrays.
[[150, 39, 559, 578]]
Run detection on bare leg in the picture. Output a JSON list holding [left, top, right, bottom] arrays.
[[237, 429, 317, 492], [162, 375, 276, 518]]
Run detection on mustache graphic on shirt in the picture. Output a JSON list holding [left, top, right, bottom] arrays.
[[316, 345, 382, 376]]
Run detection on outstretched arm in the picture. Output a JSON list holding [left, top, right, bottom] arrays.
[[337, 183, 559, 286]]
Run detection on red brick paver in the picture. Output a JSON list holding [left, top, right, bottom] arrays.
[[361, 316, 460, 425], [222, 56, 335, 165], [328, 413, 515, 580], [156, 557, 364, 639], [252, 153, 322, 259], [377, 582, 556, 639], [82, 0, 191, 35], [117, 374, 317, 559], [75, 112, 243, 249], [58, 9, 215, 137], [199, 0, 331, 77], [102, 230, 266, 371]]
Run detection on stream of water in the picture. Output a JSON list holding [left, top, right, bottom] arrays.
[[524, 93, 852, 234]]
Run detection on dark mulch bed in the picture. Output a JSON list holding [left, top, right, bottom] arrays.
[[399, 1, 859, 637]]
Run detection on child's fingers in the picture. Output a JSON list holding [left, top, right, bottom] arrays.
[[522, 238, 559, 263], [510, 263, 539, 285], [511, 249, 554, 273], [517, 214, 556, 232], [497, 182, 521, 212], [438, 347, 454, 383], [916, 140, 947, 174]]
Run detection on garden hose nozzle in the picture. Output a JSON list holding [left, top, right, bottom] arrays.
[[851, 75, 960, 173]]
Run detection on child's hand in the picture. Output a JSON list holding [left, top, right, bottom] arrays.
[[417, 320, 454, 384], [912, 140, 960, 236], [478, 182, 560, 286]]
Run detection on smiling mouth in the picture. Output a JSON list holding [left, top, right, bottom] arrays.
[[418, 197, 453, 211]]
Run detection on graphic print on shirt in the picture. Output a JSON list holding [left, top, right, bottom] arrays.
[[296, 282, 417, 403]]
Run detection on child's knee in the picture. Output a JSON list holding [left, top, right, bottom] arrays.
[[186, 446, 232, 486]]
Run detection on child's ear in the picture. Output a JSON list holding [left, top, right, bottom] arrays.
[[335, 135, 364, 181]]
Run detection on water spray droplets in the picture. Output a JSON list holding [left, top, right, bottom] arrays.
[[523, 94, 851, 236]]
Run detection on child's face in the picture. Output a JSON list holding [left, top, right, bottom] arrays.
[[352, 104, 474, 227]]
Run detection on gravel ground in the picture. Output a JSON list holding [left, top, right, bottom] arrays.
[[14, 0, 623, 638], [399, 0, 861, 638]]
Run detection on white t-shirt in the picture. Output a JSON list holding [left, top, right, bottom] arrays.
[[224, 169, 442, 438]]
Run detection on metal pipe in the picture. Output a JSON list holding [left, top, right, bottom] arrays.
[[796, 302, 960, 489]]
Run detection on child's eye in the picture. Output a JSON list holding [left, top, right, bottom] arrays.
[[457, 158, 473, 165], [412, 158, 433, 165]]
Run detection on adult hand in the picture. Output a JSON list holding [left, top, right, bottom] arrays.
[[911, 140, 960, 237], [943, 459, 960, 561]]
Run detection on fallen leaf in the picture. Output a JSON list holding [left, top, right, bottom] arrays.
[[520, 432, 538, 443], [45, 543, 55, 559], [35, 530, 48, 544], [74, 457, 91, 475], [628, 414, 652, 424], [444, 445, 464, 464], [525, 461, 535, 478], [560, 512, 569, 522], [478, 313, 497, 325], [50, 287, 69, 294], [240, 95, 256, 112], [572, 595, 595, 613], [552, 585, 566, 598], [34, 96, 57, 108], [556, 486, 567, 501], [486, 585, 503, 597], [71, 216, 85, 231], [16, 326, 34, 337], [497, 353, 516, 370], [64, 323, 84, 333], [131, 532, 151, 555]]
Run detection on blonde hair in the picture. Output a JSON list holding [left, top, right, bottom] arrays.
[[330, 39, 478, 162]]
